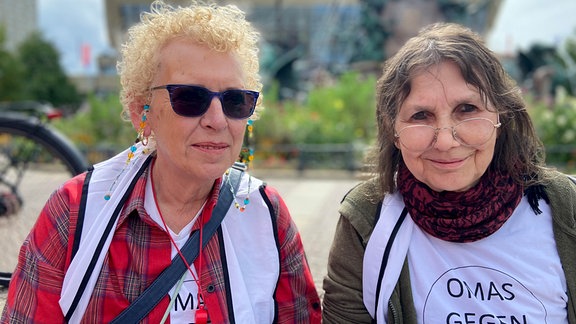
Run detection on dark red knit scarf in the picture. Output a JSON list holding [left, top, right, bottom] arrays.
[[397, 163, 523, 242]]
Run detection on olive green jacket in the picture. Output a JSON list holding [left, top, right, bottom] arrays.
[[322, 172, 576, 323]]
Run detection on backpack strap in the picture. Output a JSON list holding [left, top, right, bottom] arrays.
[[70, 166, 94, 260]]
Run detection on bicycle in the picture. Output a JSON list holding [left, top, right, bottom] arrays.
[[0, 101, 89, 289]]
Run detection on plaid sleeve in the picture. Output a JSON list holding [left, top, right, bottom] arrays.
[[264, 186, 322, 324], [1, 174, 85, 323]]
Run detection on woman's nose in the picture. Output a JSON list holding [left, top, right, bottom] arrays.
[[200, 98, 227, 130], [433, 126, 459, 151]]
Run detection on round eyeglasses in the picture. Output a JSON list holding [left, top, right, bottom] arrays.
[[394, 117, 501, 151]]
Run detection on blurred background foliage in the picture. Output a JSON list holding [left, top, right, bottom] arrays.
[[49, 70, 576, 173], [0, 27, 82, 111], [52, 94, 134, 163], [52, 71, 378, 170], [255, 72, 376, 146], [526, 89, 576, 172]]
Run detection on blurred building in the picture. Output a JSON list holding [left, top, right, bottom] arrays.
[[95, 0, 500, 98], [383, 0, 500, 56], [0, 0, 37, 52], [104, 0, 359, 97]]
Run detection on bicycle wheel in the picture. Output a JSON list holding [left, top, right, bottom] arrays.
[[0, 114, 89, 282]]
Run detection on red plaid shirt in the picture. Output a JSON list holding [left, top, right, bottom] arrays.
[[2, 166, 321, 323]]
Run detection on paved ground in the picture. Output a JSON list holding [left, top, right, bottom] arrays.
[[253, 169, 362, 297], [0, 168, 364, 313]]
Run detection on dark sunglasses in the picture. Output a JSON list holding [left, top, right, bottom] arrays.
[[151, 84, 259, 119]]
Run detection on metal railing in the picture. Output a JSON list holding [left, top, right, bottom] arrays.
[[254, 143, 368, 173]]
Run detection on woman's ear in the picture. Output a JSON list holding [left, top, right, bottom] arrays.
[[394, 137, 400, 150], [129, 100, 145, 131]]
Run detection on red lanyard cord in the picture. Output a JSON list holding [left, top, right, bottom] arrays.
[[150, 165, 206, 311]]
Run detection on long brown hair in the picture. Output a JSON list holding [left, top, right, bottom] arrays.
[[366, 22, 548, 197]]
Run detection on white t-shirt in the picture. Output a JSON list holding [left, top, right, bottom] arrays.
[[142, 171, 277, 323], [145, 175, 202, 323], [408, 198, 568, 323]]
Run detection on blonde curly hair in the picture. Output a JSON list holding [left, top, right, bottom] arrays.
[[117, 0, 263, 121]]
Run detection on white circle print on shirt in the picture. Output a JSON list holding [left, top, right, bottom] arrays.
[[422, 265, 548, 324]]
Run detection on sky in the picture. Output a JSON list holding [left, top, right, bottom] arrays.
[[37, 0, 576, 76], [486, 0, 576, 55], [38, 0, 111, 76]]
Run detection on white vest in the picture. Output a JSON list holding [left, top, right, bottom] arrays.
[[216, 170, 280, 323], [363, 193, 414, 322], [60, 144, 280, 323]]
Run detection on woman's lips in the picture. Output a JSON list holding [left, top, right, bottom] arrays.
[[193, 142, 229, 150], [428, 157, 467, 169]]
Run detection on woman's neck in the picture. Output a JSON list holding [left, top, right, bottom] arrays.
[[150, 158, 215, 233]]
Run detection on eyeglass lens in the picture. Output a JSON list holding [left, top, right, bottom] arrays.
[[159, 85, 258, 119], [397, 118, 498, 151]]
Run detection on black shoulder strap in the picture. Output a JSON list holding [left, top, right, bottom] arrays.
[[110, 165, 244, 323], [373, 207, 408, 321], [71, 166, 94, 259]]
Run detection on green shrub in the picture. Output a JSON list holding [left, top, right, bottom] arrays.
[[255, 72, 377, 146], [251, 72, 377, 169], [527, 89, 576, 172]]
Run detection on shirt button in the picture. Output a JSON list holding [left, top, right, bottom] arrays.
[[207, 284, 216, 293]]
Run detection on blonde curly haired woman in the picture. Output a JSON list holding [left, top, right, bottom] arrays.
[[2, 1, 321, 322]]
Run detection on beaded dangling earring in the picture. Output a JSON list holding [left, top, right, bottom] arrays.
[[233, 176, 251, 212], [231, 119, 255, 211], [239, 119, 254, 165], [226, 168, 251, 212], [104, 105, 151, 200], [128, 104, 151, 164], [137, 104, 150, 147]]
